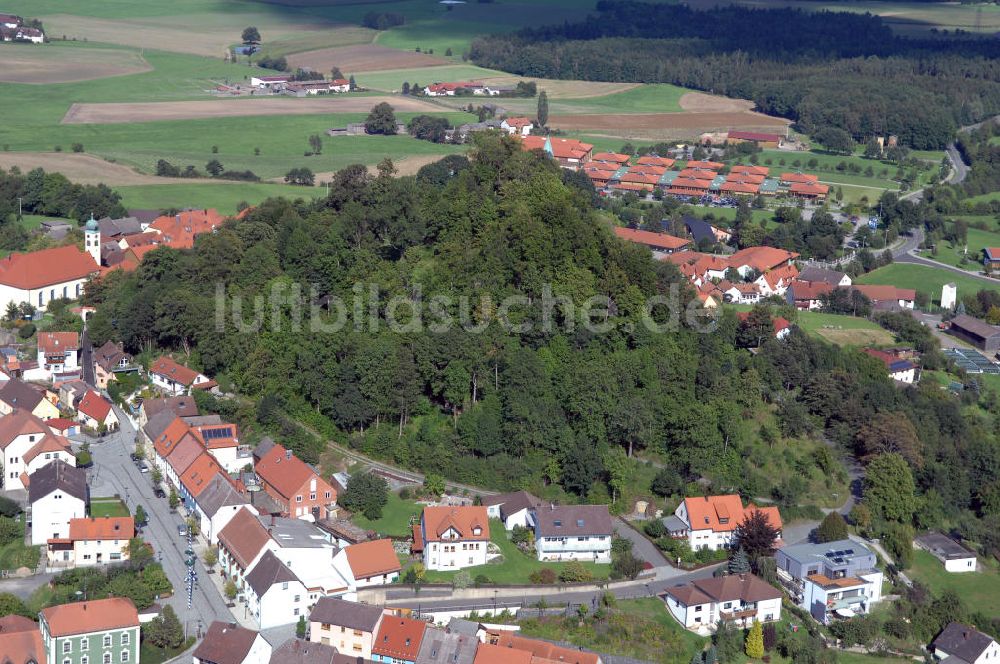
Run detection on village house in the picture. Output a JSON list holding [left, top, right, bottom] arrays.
[[663, 573, 782, 631], [331, 538, 401, 588], [798, 267, 852, 288], [0, 614, 43, 664], [672, 494, 782, 551], [193, 620, 273, 664], [148, 356, 216, 395], [145, 412, 196, 477], [932, 623, 1000, 664], [195, 473, 256, 545], [482, 490, 541, 530], [0, 379, 60, 421], [736, 311, 791, 341], [534, 504, 613, 563], [372, 616, 426, 664], [27, 331, 79, 383], [28, 459, 87, 546], [853, 284, 916, 311], [0, 408, 73, 490], [417, 625, 478, 664], [0, 245, 99, 313], [76, 390, 119, 431], [178, 451, 225, 517], [93, 340, 133, 389], [254, 441, 337, 521], [138, 394, 198, 428], [613, 227, 691, 257], [39, 597, 140, 664], [58, 379, 89, 411], [309, 597, 384, 658], [162, 425, 205, 490], [785, 280, 834, 310], [500, 117, 533, 137], [862, 348, 917, 384], [50, 516, 134, 567], [417, 505, 490, 571], [775, 539, 883, 624], [147, 209, 225, 249], [519, 136, 593, 170], [245, 549, 311, 629], [191, 420, 248, 473], [915, 532, 978, 573]]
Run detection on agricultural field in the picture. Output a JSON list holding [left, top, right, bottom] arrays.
[[286, 44, 448, 74], [0, 44, 151, 83], [116, 182, 325, 214], [796, 311, 896, 347], [857, 263, 1000, 306]]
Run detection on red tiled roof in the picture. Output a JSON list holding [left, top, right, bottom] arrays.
[[678, 168, 717, 179], [22, 433, 72, 465], [683, 495, 782, 534], [728, 246, 799, 272], [614, 227, 690, 251], [0, 245, 98, 290], [218, 507, 270, 569], [781, 172, 819, 184], [255, 442, 332, 503], [493, 632, 600, 664], [77, 390, 112, 423], [148, 209, 224, 249], [728, 131, 782, 142], [736, 311, 791, 336], [720, 181, 760, 195], [40, 597, 139, 637], [373, 617, 426, 661], [520, 136, 593, 160], [592, 152, 630, 164], [38, 332, 78, 355], [788, 280, 835, 300], [853, 284, 916, 302], [166, 434, 203, 476], [344, 539, 402, 579], [620, 172, 661, 185], [685, 160, 724, 169], [628, 164, 668, 177], [612, 182, 655, 192], [637, 155, 675, 168], [69, 517, 134, 541], [0, 409, 48, 450], [421, 506, 489, 543], [475, 643, 533, 664], [150, 356, 200, 386], [152, 416, 192, 461], [731, 165, 769, 176], [47, 417, 77, 433], [726, 172, 766, 185], [0, 616, 43, 664], [180, 452, 224, 498], [789, 182, 830, 196]]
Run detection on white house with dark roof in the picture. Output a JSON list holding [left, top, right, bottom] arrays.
[[245, 550, 310, 629], [664, 573, 782, 632], [915, 532, 977, 573], [27, 459, 86, 545], [533, 504, 613, 563], [481, 490, 541, 530], [194, 473, 256, 545], [933, 623, 1000, 664]]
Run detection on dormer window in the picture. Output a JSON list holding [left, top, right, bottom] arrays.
[[472, 527, 481, 536], [719, 517, 729, 524], [554, 520, 562, 528]]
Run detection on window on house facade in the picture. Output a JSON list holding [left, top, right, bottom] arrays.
[[121, 651, 129, 663], [103, 654, 111, 664], [81, 638, 88, 651], [63, 641, 71, 654], [121, 632, 129, 645], [296, 496, 303, 503], [310, 493, 316, 500], [103, 635, 112, 647], [325, 491, 331, 499], [81, 656, 89, 664]]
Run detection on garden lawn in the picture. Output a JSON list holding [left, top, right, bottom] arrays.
[[351, 492, 422, 538], [90, 497, 130, 518], [517, 597, 704, 664], [0, 516, 40, 570], [909, 549, 1000, 615], [20, 214, 69, 230], [140, 636, 196, 664], [421, 520, 610, 585], [115, 182, 325, 214], [795, 311, 896, 346], [857, 263, 1000, 305]]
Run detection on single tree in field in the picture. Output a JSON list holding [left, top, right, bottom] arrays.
[[537, 90, 549, 128], [331, 66, 344, 79], [365, 102, 398, 135], [815, 512, 848, 543], [308, 134, 323, 155], [241, 26, 261, 45], [745, 620, 765, 659], [206, 159, 224, 177], [348, 74, 356, 90], [733, 509, 780, 560]]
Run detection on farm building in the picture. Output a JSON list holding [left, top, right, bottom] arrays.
[[948, 314, 1000, 352], [613, 227, 691, 256], [862, 348, 917, 384], [727, 130, 783, 148], [519, 136, 593, 170], [983, 247, 1000, 267], [915, 531, 977, 573], [250, 74, 290, 88]]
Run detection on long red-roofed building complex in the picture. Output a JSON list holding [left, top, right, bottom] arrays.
[[727, 130, 783, 148], [614, 227, 691, 255]]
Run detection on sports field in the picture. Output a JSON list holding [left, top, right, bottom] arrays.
[[796, 311, 895, 347]]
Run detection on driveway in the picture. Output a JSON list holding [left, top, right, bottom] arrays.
[[614, 517, 669, 569], [87, 405, 232, 634]]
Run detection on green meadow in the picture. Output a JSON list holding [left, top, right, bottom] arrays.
[[555, 84, 688, 114], [857, 263, 1000, 305], [115, 182, 325, 214]]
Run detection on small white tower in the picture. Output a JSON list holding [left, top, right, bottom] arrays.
[[84, 213, 101, 266], [941, 282, 957, 310]]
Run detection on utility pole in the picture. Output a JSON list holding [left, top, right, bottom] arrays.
[[16, 197, 22, 220]]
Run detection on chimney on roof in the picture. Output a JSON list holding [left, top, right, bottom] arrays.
[[286, 449, 292, 460]]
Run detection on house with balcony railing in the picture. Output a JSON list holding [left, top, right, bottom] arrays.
[[775, 539, 883, 624]]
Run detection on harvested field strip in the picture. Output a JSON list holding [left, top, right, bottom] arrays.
[[287, 44, 449, 73], [61, 96, 445, 124], [0, 44, 151, 84], [0, 152, 204, 186]]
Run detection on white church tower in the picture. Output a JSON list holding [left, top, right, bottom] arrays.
[[84, 214, 101, 266]]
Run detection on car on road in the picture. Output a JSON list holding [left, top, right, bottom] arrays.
[[177, 524, 188, 538], [139, 462, 149, 473], [153, 487, 166, 498]]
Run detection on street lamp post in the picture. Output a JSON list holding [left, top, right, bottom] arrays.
[[493, 590, 498, 615]]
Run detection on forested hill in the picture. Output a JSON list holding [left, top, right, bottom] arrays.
[[470, 1, 1000, 148], [83, 138, 1000, 561]]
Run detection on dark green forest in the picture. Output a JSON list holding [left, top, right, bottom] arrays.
[[470, 1, 1000, 148], [80, 136, 1000, 560]]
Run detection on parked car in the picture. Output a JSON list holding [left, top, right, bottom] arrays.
[[177, 524, 188, 538], [139, 462, 149, 473], [153, 487, 166, 498]]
